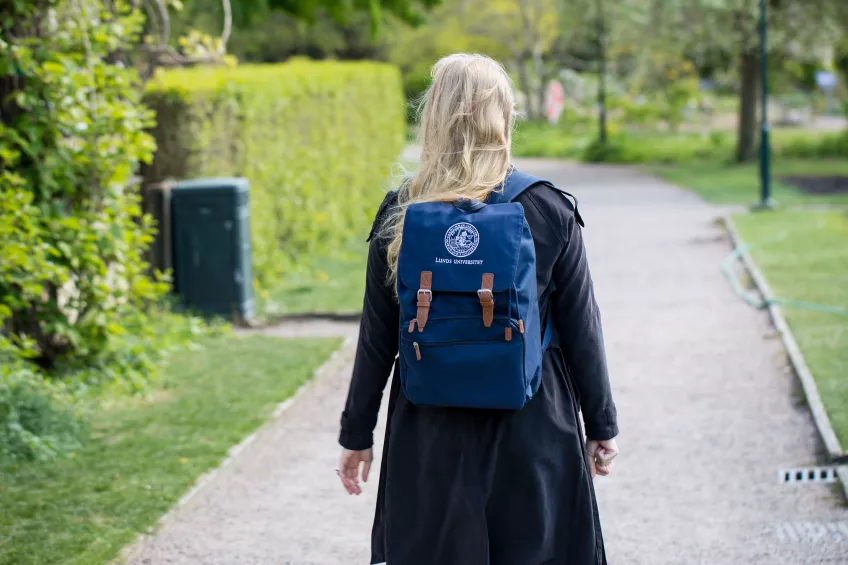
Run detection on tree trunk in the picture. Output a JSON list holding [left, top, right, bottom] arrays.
[[598, 57, 607, 144], [736, 48, 759, 162], [533, 46, 549, 123], [515, 0, 538, 121], [596, 0, 608, 144], [516, 56, 536, 121]]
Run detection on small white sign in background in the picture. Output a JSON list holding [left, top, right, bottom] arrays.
[[545, 80, 565, 125]]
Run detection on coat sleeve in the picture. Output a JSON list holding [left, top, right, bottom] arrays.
[[338, 195, 400, 451], [550, 203, 619, 441]]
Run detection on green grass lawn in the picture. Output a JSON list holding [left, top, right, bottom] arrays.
[[0, 335, 340, 565], [653, 159, 848, 206], [259, 239, 369, 316], [732, 211, 848, 448]]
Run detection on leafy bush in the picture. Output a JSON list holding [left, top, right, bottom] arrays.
[[0, 1, 167, 378], [623, 54, 701, 132], [143, 62, 405, 294], [0, 364, 84, 462], [514, 124, 735, 164], [617, 95, 664, 129], [0, 307, 226, 463], [581, 130, 848, 164], [514, 123, 848, 164], [581, 138, 630, 163], [776, 131, 848, 159], [511, 121, 590, 159]]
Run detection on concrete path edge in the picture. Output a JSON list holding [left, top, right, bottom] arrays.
[[722, 214, 847, 502], [111, 335, 358, 564]]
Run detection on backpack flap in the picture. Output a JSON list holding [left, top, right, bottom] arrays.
[[398, 201, 525, 296]]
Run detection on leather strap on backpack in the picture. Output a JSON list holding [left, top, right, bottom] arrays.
[[417, 271, 432, 330], [478, 273, 494, 328]]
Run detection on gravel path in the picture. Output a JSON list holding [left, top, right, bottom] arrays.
[[126, 160, 847, 565]]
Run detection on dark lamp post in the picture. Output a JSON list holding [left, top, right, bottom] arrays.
[[756, 0, 774, 210]]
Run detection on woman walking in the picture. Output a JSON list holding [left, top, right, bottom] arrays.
[[337, 53, 619, 565]]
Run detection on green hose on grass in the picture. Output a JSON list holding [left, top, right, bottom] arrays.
[[721, 241, 848, 317]]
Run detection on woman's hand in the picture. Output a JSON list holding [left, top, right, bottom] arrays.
[[586, 438, 619, 479], [338, 448, 373, 495]]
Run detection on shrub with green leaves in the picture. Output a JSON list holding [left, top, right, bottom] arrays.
[[0, 2, 167, 379], [513, 123, 848, 164], [143, 61, 405, 294], [777, 131, 848, 159], [0, 363, 84, 462]]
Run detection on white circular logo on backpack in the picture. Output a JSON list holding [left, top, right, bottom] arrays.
[[444, 222, 480, 258]]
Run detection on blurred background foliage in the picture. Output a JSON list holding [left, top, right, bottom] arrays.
[[174, 0, 848, 162]]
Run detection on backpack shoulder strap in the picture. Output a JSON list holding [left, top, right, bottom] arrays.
[[493, 168, 585, 227], [497, 168, 549, 202]]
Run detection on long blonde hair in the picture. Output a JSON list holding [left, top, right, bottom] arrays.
[[382, 53, 516, 286]]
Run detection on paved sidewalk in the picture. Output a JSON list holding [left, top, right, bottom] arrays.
[[127, 160, 847, 565]]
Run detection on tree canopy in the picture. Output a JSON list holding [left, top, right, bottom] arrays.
[[220, 0, 441, 30]]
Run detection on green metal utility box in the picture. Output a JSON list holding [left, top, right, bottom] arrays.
[[170, 178, 254, 321]]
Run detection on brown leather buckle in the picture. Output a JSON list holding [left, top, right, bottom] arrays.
[[478, 273, 494, 328], [417, 271, 432, 330]]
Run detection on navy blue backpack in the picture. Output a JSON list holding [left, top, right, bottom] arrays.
[[397, 168, 555, 410]]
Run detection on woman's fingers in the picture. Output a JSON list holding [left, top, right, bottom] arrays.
[[338, 451, 359, 495], [337, 448, 374, 495], [596, 451, 616, 465], [586, 439, 618, 479], [586, 438, 619, 479], [342, 464, 361, 495], [598, 439, 620, 464], [593, 439, 618, 477], [595, 460, 613, 476], [585, 440, 598, 479]]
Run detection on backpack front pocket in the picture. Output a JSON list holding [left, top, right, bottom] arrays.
[[400, 318, 526, 410]]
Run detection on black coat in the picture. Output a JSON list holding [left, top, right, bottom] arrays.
[[339, 176, 619, 565]]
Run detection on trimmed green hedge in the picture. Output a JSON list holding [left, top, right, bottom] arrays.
[[143, 61, 405, 292]]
